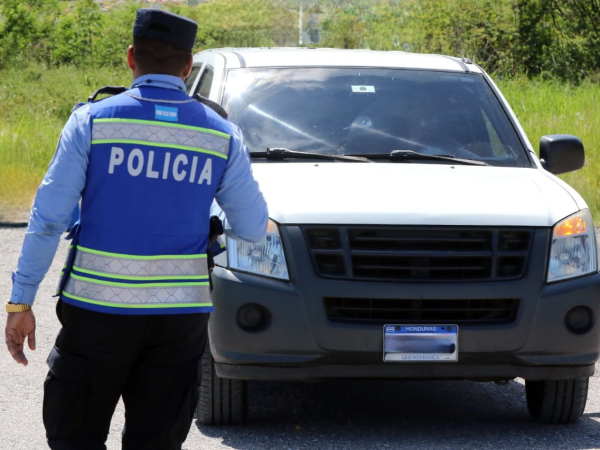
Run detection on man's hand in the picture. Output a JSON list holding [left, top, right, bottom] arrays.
[[5, 310, 36, 366]]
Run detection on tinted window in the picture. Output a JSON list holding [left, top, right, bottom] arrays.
[[222, 68, 530, 167], [196, 65, 214, 98], [185, 66, 201, 94]]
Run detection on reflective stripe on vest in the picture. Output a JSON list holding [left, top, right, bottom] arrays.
[[73, 245, 209, 279], [92, 119, 230, 160], [62, 277, 211, 309], [62, 246, 211, 310]]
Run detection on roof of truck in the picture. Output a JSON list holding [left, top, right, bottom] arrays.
[[194, 47, 483, 74]]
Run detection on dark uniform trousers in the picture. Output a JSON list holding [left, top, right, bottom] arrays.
[[43, 300, 208, 450]]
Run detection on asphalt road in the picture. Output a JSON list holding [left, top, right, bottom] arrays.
[[2, 226, 600, 450]]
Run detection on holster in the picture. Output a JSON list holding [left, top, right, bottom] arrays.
[[207, 216, 224, 273]]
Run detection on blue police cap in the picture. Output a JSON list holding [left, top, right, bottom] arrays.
[[133, 9, 197, 51]]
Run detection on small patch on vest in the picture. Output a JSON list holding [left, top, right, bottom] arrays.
[[155, 105, 178, 122]]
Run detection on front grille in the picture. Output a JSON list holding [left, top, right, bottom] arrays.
[[324, 297, 519, 325], [303, 227, 533, 281]]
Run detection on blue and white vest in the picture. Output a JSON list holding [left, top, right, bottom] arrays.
[[59, 86, 230, 315]]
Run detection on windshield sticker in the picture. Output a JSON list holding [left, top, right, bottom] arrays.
[[460, 77, 475, 83], [351, 85, 376, 93]]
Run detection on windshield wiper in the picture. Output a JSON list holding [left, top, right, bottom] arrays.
[[251, 148, 370, 162], [347, 150, 488, 166]]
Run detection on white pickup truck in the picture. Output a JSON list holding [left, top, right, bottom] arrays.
[[186, 48, 599, 425]]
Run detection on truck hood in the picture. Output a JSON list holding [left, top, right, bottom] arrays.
[[252, 163, 580, 227]]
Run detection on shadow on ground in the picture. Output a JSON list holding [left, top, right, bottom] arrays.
[[197, 379, 600, 449]]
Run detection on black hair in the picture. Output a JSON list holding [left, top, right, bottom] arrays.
[[132, 35, 191, 76]]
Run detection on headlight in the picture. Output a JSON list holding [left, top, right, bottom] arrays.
[[227, 219, 289, 280], [547, 210, 598, 283]]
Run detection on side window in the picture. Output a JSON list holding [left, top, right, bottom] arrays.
[[185, 66, 201, 94], [196, 65, 215, 98]]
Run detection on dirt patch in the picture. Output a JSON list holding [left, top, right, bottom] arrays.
[[0, 203, 29, 225]]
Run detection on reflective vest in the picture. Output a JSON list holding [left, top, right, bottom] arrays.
[[58, 85, 231, 315]]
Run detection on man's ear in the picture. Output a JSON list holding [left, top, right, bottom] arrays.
[[182, 54, 193, 79], [127, 45, 136, 71]]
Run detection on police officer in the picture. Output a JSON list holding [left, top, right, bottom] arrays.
[[5, 9, 267, 450]]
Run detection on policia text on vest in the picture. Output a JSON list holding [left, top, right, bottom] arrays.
[[98, 116, 228, 185], [108, 146, 214, 184]]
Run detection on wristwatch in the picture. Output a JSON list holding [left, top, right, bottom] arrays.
[[6, 301, 31, 313]]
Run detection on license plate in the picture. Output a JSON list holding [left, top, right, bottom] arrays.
[[383, 325, 458, 362]]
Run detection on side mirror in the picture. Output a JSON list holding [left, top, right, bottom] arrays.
[[539, 134, 584, 175]]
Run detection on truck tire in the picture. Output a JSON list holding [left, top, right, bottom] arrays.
[[525, 378, 589, 424], [196, 341, 248, 425]]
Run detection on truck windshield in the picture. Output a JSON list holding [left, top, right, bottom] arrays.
[[222, 68, 531, 167]]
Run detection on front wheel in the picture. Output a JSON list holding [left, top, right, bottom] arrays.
[[196, 341, 248, 425], [525, 378, 589, 424]]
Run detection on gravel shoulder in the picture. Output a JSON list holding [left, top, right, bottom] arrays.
[[1, 227, 600, 450]]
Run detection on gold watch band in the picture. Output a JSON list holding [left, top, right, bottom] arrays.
[[6, 302, 31, 313]]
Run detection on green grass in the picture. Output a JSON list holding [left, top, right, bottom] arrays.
[[0, 65, 130, 221], [499, 78, 600, 218], [1, 66, 599, 222]]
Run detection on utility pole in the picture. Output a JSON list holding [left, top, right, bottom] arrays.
[[298, 0, 303, 46]]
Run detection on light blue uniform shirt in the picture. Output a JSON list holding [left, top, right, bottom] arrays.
[[10, 74, 268, 306]]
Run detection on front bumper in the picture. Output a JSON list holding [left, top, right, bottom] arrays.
[[216, 362, 595, 381], [209, 226, 600, 381]]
